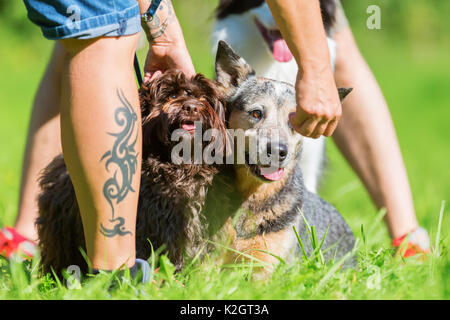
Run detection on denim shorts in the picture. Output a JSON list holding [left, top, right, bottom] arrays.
[[23, 0, 141, 40]]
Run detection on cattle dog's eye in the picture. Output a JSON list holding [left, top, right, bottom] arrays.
[[169, 94, 177, 100], [250, 109, 262, 120]]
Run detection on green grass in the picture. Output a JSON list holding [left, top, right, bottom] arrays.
[[0, 0, 449, 299], [1, 206, 447, 300]]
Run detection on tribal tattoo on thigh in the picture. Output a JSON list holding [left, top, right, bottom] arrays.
[[99, 89, 139, 237]]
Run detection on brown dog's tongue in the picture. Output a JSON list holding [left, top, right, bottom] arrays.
[[261, 167, 285, 181], [273, 38, 293, 63], [181, 123, 196, 132]]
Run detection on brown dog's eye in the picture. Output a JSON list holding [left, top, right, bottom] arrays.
[[169, 94, 177, 100], [250, 110, 262, 120]]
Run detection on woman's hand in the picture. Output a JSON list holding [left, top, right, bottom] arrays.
[[144, 41, 195, 82], [289, 67, 342, 138], [139, 0, 195, 81]]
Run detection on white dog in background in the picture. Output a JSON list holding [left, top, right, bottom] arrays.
[[212, 0, 338, 193]]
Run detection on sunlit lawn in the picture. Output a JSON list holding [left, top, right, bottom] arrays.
[[0, 1, 448, 299]]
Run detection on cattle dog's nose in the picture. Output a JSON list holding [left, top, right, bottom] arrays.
[[267, 143, 288, 162]]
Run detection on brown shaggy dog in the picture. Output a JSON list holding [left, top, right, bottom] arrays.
[[37, 70, 228, 275]]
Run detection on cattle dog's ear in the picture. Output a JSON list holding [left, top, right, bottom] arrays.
[[215, 40, 255, 97], [338, 87, 353, 102]]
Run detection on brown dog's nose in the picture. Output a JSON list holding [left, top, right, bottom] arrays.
[[182, 103, 199, 114]]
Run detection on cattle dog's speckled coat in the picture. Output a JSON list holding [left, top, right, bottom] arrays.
[[205, 42, 355, 276]]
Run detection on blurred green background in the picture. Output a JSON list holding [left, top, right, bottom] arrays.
[[0, 0, 449, 248]]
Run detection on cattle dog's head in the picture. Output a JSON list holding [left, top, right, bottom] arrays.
[[214, 41, 351, 195]]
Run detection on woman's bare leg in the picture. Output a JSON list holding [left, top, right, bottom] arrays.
[[15, 43, 65, 241], [333, 27, 418, 238], [60, 34, 141, 270]]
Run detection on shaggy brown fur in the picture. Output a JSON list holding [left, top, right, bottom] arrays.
[[37, 70, 228, 275]]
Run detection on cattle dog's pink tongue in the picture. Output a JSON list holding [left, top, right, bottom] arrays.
[[261, 168, 285, 181], [273, 38, 293, 63]]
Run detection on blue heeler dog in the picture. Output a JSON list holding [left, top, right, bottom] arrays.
[[204, 41, 355, 277]]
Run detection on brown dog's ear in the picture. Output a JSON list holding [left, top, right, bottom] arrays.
[[215, 41, 255, 96], [338, 87, 353, 102]]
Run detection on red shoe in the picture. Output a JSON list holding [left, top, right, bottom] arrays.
[[393, 227, 430, 258], [0, 227, 37, 259]]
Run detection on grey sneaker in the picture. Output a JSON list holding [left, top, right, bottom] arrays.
[[131, 258, 151, 283], [92, 259, 152, 284]]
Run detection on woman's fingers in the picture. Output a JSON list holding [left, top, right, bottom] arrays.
[[290, 111, 339, 139], [310, 118, 329, 139], [323, 118, 339, 137], [298, 117, 320, 137], [144, 70, 162, 82]]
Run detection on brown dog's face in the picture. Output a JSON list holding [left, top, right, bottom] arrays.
[[140, 70, 227, 161]]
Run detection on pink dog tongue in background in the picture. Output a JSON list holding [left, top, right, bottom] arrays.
[[272, 38, 294, 63], [261, 168, 285, 181]]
